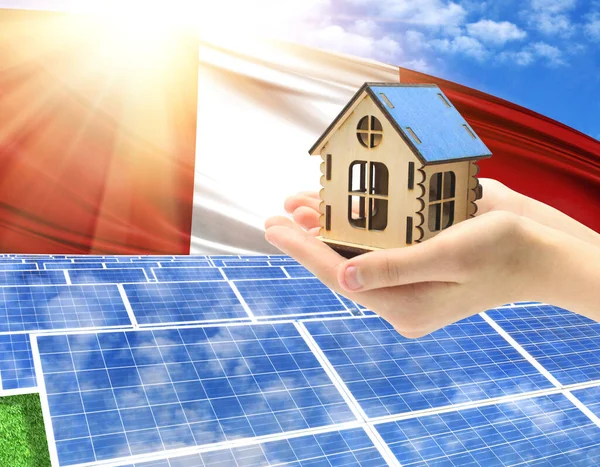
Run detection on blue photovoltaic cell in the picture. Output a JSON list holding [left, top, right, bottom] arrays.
[[487, 304, 600, 385], [124, 282, 248, 325], [335, 293, 361, 313], [0, 334, 35, 391], [37, 323, 356, 466], [0, 285, 131, 333], [123, 427, 386, 467], [570, 387, 600, 415], [222, 261, 272, 267], [221, 266, 287, 281], [0, 263, 38, 271], [0, 270, 66, 286], [157, 261, 211, 268], [376, 393, 600, 466], [153, 267, 224, 283], [71, 258, 119, 263], [68, 269, 149, 285], [234, 278, 345, 317], [106, 262, 159, 269], [305, 316, 553, 418], [283, 265, 314, 278], [44, 262, 105, 270]]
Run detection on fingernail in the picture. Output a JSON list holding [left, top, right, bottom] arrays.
[[343, 266, 363, 290]]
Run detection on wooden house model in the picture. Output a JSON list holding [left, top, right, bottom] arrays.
[[309, 83, 492, 257]]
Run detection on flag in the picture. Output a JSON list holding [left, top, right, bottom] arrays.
[[1, 8, 599, 255]]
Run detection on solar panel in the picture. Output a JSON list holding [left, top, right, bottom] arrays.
[[0, 263, 39, 271], [157, 261, 211, 268], [221, 266, 287, 281], [210, 260, 269, 268], [68, 268, 149, 285], [119, 427, 389, 467], [487, 304, 600, 385], [34, 323, 358, 466], [234, 278, 347, 318], [44, 262, 106, 269], [375, 393, 600, 466], [123, 282, 249, 325], [304, 316, 553, 418], [0, 284, 132, 333], [153, 267, 224, 283], [0, 333, 35, 392], [71, 257, 119, 263], [0, 270, 66, 286], [282, 265, 314, 278]]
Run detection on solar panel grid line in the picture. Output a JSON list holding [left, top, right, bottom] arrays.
[[295, 322, 402, 466], [142, 426, 390, 467], [64, 270, 72, 285], [480, 312, 563, 388], [280, 267, 291, 279], [296, 319, 569, 427], [366, 386, 565, 426], [294, 322, 366, 422], [374, 393, 600, 467], [136, 317, 252, 328], [30, 335, 65, 467], [563, 380, 600, 393], [254, 311, 353, 321], [233, 278, 347, 318], [304, 315, 555, 422], [151, 267, 226, 283], [32, 322, 362, 466], [123, 281, 250, 326], [361, 423, 402, 467], [226, 281, 256, 322], [563, 391, 600, 430], [118, 285, 139, 329]]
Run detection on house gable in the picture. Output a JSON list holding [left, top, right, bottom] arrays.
[[309, 83, 492, 165]]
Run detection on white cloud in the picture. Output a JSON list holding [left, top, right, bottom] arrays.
[[584, 13, 600, 41], [530, 0, 576, 14], [345, 0, 467, 29], [498, 41, 565, 66], [297, 23, 403, 64], [431, 35, 488, 61], [525, 0, 576, 36], [466, 20, 527, 45], [530, 41, 565, 65]]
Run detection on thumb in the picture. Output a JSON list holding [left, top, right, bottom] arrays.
[[337, 239, 460, 292]]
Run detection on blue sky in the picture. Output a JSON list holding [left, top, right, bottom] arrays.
[[285, 0, 600, 140], [2, 0, 599, 139]]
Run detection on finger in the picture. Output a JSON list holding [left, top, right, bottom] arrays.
[[475, 179, 522, 216], [264, 215, 293, 230], [293, 206, 321, 231], [296, 191, 321, 199], [284, 194, 321, 214], [264, 225, 346, 291], [338, 238, 462, 292]]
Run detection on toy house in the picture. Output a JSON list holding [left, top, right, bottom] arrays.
[[309, 83, 492, 257]]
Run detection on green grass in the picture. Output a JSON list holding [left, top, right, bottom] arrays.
[[0, 394, 51, 467]]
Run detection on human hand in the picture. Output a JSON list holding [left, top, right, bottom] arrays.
[[265, 210, 549, 337], [267, 181, 600, 337], [284, 180, 600, 247]]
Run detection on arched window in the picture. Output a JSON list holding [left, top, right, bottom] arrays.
[[428, 171, 456, 232], [356, 116, 383, 148], [348, 161, 389, 231]]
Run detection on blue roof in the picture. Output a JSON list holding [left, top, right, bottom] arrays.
[[368, 84, 491, 163]]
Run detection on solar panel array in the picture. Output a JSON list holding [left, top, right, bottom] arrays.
[[0, 253, 598, 467]]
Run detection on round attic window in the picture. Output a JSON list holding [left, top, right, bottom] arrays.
[[356, 116, 383, 148]]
